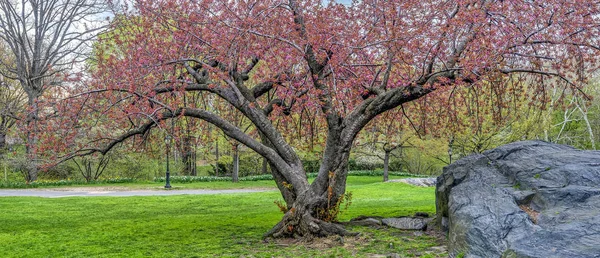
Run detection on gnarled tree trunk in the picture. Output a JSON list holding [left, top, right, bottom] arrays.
[[264, 153, 355, 238], [264, 125, 357, 238]]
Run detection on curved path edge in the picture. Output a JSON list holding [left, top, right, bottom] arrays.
[[0, 188, 272, 198]]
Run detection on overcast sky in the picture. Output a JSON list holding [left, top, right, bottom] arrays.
[[330, 0, 353, 5]]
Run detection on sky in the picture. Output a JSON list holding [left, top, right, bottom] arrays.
[[329, 0, 353, 5]]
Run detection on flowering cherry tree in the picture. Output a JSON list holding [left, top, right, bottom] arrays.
[[50, 0, 599, 237]]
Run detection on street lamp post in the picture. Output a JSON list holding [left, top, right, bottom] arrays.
[[165, 134, 172, 189]]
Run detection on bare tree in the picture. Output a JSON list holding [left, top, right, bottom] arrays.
[[0, 0, 108, 181], [72, 153, 111, 182], [0, 74, 24, 151]]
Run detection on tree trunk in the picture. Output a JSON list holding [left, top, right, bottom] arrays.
[[262, 157, 268, 174], [383, 150, 390, 182], [0, 131, 5, 150], [215, 140, 219, 176], [181, 135, 196, 175], [264, 140, 356, 239], [25, 96, 38, 182], [232, 145, 239, 183], [263, 187, 356, 239]]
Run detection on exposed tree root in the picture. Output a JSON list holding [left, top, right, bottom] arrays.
[[264, 210, 358, 239]]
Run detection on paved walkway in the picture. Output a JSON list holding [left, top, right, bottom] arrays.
[[0, 188, 271, 198]]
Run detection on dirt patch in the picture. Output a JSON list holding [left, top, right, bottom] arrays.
[[266, 234, 370, 252], [263, 220, 448, 257]]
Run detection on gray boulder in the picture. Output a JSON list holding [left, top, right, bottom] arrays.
[[382, 217, 433, 230], [389, 177, 437, 187], [343, 217, 382, 227], [436, 141, 600, 258]]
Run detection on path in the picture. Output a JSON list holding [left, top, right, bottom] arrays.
[[0, 187, 272, 198]]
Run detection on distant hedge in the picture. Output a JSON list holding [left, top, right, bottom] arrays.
[[0, 177, 136, 189], [0, 170, 428, 188], [154, 170, 428, 183]]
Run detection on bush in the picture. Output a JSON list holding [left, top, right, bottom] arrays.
[[108, 154, 162, 180], [211, 154, 268, 177], [40, 162, 76, 181], [210, 156, 232, 176], [154, 170, 426, 183], [0, 177, 137, 189], [302, 159, 320, 173], [388, 159, 403, 172], [239, 154, 265, 176], [154, 174, 274, 183], [349, 156, 383, 171], [401, 151, 443, 176]]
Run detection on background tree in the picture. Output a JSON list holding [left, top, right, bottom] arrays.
[[0, 0, 108, 181], [355, 109, 413, 181], [48, 0, 600, 238], [0, 75, 24, 151]]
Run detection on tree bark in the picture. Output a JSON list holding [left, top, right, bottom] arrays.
[[383, 150, 390, 182], [215, 140, 219, 176], [262, 157, 268, 174], [232, 144, 239, 183], [264, 148, 355, 238], [25, 96, 38, 182], [0, 131, 5, 150], [265, 121, 355, 238], [181, 135, 196, 175]]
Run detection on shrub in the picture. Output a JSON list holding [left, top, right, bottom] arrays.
[[0, 177, 137, 189], [153, 170, 426, 183], [211, 154, 268, 177], [302, 159, 320, 173], [388, 159, 403, 172], [210, 156, 232, 176], [108, 154, 162, 180], [401, 151, 443, 176], [349, 156, 384, 171], [40, 162, 76, 181]]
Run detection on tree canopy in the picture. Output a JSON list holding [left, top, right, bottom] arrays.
[[44, 0, 600, 238]]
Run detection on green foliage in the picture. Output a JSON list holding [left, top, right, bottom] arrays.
[[40, 163, 76, 180], [0, 178, 443, 257], [153, 170, 427, 184], [107, 153, 163, 180], [195, 165, 213, 176], [302, 158, 321, 173], [5, 156, 36, 181], [388, 159, 403, 171], [349, 157, 384, 171], [210, 154, 267, 177], [318, 191, 353, 223], [154, 174, 274, 183]]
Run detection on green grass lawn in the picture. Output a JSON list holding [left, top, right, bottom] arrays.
[[0, 177, 445, 257]]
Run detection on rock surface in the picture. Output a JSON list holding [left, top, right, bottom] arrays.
[[344, 218, 382, 227], [436, 140, 600, 258], [388, 177, 437, 187], [382, 217, 433, 230]]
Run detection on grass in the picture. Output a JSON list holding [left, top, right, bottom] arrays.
[[0, 176, 444, 257]]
